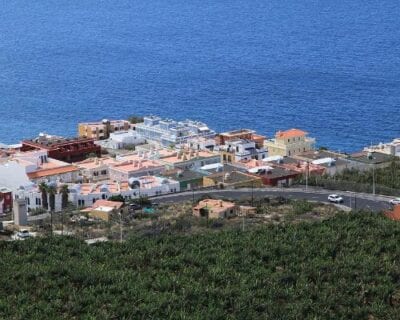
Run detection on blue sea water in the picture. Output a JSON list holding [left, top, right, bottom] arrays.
[[0, 0, 399, 151]]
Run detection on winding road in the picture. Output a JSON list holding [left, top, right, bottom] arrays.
[[152, 187, 393, 213], [24, 187, 393, 222]]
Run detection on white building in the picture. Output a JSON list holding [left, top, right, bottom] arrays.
[[364, 139, 400, 157], [185, 136, 216, 151], [219, 139, 267, 162], [135, 116, 216, 146], [0, 150, 79, 190], [18, 176, 180, 212], [96, 130, 146, 150]]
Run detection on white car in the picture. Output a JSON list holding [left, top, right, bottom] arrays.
[[13, 229, 32, 240], [328, 194, 344, 203], [389, 198, 400, 206]]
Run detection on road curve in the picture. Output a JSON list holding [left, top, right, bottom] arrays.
[[152, 187, 393, 213]]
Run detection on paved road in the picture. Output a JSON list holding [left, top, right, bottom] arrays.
[[23, 187, 393, 222], [152, 187, 393, 212]]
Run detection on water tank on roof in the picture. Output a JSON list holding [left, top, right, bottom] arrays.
[[70, 184, 81, 193], [128, 177, 140, 189], [100, 184, 109, 193]]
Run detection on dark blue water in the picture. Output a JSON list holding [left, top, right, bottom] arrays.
[[1, 0, 399, 151]]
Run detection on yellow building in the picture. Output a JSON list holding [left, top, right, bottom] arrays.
[[78, 119, 130, 140], [80, 199, 124, 222], [193, 199, 238, 219], [265, 129, 315, 157]]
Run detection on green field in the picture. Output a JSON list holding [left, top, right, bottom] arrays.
[[1, 213, 400, 319]]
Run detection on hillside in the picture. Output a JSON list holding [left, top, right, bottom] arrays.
[[1, 213, 400, 319]]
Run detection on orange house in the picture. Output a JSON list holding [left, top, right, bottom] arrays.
[[385, 205, 400, 221]]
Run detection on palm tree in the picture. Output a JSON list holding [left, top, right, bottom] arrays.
[[47, 184, 57, 212], [60, 185, 69, 210], [38, 182, 48, 210]]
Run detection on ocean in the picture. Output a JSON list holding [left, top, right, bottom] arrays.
[[0, 0, 399, 151]]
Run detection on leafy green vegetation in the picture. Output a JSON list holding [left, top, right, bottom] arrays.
[[127, 115, 144, 124], [297, 159, 400, 196], [1, 213, 400, 319]]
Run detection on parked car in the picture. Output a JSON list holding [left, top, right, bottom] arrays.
[[12, 229, 32, 240], [328, 194, 344, 203], [389, 198, 400, 206]]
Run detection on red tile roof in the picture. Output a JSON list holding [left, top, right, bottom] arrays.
[[276, 129, 307, 139], [27, 165, 79, 179]]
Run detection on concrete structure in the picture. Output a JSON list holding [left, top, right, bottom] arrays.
[[193, 199, 238, 219], [348, 151, 394, 171], [13, 198, 28, 226], [21, 133, 101, 163], [294, 150, 357, 175], [135, 116, 216, 146], [265, 129, 315, 157], [259, 156, 325, 176], [161, 169, 206, 191], [203, 170, 263, 189], [0, 187, 12, 214], [216, 129, 265, 148], [364, 139, 400, 157], [78, 119, 130, 140]]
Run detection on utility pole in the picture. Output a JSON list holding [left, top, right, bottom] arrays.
[[251, 181, 254, 207], [61, 210, 64, 236], [50, 210, 53, 236], [372, 164, 376, 195], [305, 161, 309, 191], [118, 209, 123, 243]]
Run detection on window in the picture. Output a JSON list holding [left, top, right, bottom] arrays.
[[101, 170, 107, 175]]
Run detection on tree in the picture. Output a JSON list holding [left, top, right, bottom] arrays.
[[108, 194, 125, 203], [47, 184, 57, 212], [127, 115, 144, 124], [38, 182, 48, 210], [60, 185, 69, 210]]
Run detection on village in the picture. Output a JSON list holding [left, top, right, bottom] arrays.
[[1, 115, 399, 241]]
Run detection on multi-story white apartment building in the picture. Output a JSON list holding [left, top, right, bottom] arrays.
[[135, 116, 216, 146], [218, 139, 267, 163]]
